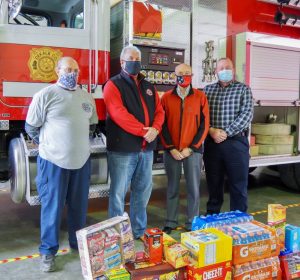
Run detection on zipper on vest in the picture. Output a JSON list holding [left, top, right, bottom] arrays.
[[179, 98, 184, 148]]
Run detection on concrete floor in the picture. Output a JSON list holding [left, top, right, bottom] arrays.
[[0, 167, 299, 280]]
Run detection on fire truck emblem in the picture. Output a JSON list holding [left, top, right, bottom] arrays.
[[28, 47, 63, 82]]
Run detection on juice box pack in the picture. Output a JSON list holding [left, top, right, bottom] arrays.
[[181, 228, 232, 268]]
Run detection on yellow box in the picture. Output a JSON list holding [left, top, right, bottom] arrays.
[[164, 243, 190, 269], [181, 228, 232, 268], [268, 204, 286, 225]]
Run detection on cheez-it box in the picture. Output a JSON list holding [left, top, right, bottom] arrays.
[[187, 261, 232, 280]]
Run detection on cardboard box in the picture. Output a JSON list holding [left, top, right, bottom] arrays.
[[233, 257, 281, 280], [125, 260, 186, 280], [76, 215, 135, 280], [187, 261, 232, 280], [105, 268, 130, 280], [223, 221, 274, 265], [164, 243, 190, 269], [280, 251, 300, 280], [181, 228, 232, 268], [144, 228, 163, 264], [268, 204, 286, 226], [285, 224, 300, 253]]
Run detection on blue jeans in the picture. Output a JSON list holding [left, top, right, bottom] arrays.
[[107, 151, 153, 238], [36, 156, 91, 256]]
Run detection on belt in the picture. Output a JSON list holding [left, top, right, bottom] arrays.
[[232, 130, 248, 137]]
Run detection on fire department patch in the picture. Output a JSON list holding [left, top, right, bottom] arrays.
[[28, 47, 63, 82], [146, 89, 153, 96]]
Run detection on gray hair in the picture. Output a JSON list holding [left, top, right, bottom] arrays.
[[120, 45, 141, 60]]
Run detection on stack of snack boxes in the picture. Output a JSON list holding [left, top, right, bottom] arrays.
[[192, 211, 281, 280], [268, 204, 287, 250], [76, 214, 135, 280], [280, 224, 300, 279], [182, 228, 233, 280]]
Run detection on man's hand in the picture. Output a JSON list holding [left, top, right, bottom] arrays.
[[170, 149, 184, 160], [209, 127, 227, 143], [180, 147, 192, 158], [143, 127, 159, 143]]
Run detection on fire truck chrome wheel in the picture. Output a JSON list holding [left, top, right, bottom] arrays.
[[8, 138, 26, 203]]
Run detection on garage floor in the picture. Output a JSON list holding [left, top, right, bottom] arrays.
[[0, 167, 299, 280]]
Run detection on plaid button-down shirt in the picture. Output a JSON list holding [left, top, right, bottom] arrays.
[[204, 81, 254, 137]]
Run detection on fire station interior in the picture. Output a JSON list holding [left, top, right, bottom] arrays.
[[0, 0, 300, 279]]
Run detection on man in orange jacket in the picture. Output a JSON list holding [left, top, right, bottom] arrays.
[[160, 63, 209, 233]]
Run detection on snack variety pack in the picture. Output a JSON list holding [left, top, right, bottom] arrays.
[[76, 214, 135, 280]]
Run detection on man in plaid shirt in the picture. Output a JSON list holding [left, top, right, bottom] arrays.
[[203, 57, 254, 214]]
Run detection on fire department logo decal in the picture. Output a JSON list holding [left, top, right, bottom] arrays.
[[28, 47, 63, 82]]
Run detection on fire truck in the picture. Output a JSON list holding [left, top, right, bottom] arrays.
[[1, 0, 300, 206]]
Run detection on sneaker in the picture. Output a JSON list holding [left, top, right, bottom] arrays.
[[40, 254, 55, 272], [162, 226, 173, 235]]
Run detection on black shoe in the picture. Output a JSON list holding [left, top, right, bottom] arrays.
[[162, 226, 173, 234]]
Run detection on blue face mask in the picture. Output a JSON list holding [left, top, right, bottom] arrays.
[[57, 72, 78, 90], [124, 61, 141, 75], [217, 69, 233, 83]]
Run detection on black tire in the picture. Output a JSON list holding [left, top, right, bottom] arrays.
[[278, 163, 300, 191]]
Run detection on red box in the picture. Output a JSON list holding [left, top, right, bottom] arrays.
[[125, 260, 186, 280], [280, 252, 300, 280], [187, 261, 232, 280], [144, 228, 163, 264]]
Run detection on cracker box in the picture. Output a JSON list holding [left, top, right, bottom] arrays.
[[76, 214, 135, 280], [187, 261, 232, 280], [233, 256, 281, 280], [181, 228, 232, 268], [144, 228, 163, 264], [164, 243, 190, 269]]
